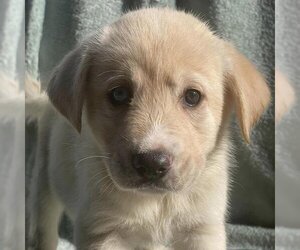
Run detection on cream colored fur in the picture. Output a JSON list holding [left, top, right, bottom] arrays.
[[275, 70, 295, 123], [27, 8, 270, 250], [0, 73, 24, 121]]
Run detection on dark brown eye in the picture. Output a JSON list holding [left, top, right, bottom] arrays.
[[184, 89, 202, 107], [109, 86, 132, 105]]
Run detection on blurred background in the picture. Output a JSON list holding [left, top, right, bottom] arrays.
[[0, 0, 25, 250], [276, 0, 300, 248], [0, 0, 298, 249]]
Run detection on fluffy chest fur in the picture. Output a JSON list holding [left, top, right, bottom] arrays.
[[48, 116, 229, 248]]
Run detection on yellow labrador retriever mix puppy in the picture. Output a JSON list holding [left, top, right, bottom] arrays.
[[28, 8, 270, 250]]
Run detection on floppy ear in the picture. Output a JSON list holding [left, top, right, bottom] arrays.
[[47, 45, 90, 133], [224, 43, 271, 143]]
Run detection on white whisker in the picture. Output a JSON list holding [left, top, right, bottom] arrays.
[[121, 135, 130, 142], [75, 155, 110, 168], [95, 69, 125, 80], [101, 181, 114, 194]]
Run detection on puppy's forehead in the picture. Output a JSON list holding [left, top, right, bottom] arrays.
[[94, 9, 225, 88]]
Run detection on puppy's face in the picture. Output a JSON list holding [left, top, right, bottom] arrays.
[[85, 13, 225, 193], [47, 9, 270, 193]]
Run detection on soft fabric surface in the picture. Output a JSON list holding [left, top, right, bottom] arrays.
[[55, 225, 275, 250], [275, 0, 300, 248], [23, 0, 279, 249], [0, 0, 24, 84], [227, 225, 274, 249], [275, 0, 300, 229], [276, 227, 300, 250]]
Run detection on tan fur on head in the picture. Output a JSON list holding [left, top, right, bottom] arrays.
[[30, 8, 271, 250], [47, 11, 270, 145]]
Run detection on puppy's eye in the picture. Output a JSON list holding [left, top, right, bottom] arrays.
[[184, 89, 202, 107], [109, 86, 132, 105]]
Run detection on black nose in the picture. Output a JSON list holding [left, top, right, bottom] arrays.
[[132, 150, 172, 180]]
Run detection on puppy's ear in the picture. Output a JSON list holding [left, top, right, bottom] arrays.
[[224, 43, 271, 143], [47, 45, 90, 133]]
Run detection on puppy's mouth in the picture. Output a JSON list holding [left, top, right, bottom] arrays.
[[114, 171, 177, 194], [104, 158, 180, 193], [129, 178, 176, 193]]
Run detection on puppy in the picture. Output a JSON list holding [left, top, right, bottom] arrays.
[[28, 8, 270, 250]]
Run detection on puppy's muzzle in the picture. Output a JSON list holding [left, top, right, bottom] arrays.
[[132, 150, 172, 181]]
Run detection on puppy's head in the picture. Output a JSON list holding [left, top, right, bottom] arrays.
[[47, 8, 270, 193]]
